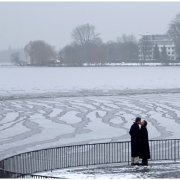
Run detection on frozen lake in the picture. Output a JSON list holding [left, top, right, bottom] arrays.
[[1, 66, 180, 98], [0, 66, 180, 160]]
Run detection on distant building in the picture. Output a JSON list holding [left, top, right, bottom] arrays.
[[139, 33, 177, 61]]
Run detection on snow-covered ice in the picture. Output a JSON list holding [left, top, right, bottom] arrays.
[[1, 66, 180, 162], [1, 66, 180, 98]]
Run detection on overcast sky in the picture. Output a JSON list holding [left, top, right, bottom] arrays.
[[0, 1, 180, 51]]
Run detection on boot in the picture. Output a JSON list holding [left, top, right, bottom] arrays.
[[142, 159, 148, 166]]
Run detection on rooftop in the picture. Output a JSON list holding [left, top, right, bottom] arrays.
[[141, 34, 173, 41]]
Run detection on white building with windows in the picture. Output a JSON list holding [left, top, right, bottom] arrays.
[[139, 33, 177, 61]]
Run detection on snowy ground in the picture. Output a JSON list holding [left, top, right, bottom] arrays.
[[1, 66, 180, 162], [38, 161, 180, 178]]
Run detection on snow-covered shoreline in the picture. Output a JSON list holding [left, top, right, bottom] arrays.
[[1, 62, 180, 67]]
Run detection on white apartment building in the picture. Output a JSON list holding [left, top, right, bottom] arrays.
[[139, 33, 177, 61]]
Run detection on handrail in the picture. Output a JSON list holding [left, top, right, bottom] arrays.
[[0, 139, 180, 178]]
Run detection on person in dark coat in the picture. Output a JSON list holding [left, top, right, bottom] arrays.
[[139, 120, 150, 166], [129, 117, 141, 165]]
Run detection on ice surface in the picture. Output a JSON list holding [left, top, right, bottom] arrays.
[[1, 66, 180, 98], [1, 67, 180, 161]]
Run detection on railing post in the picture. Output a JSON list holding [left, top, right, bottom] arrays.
[[174, 140, 176, 162], [128, 142, 129, 165]]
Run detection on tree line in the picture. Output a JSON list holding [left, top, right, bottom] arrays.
[[59, 33, 139, 66], [11, 12, 180, 66]]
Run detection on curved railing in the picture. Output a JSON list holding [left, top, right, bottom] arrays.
[[0, 139, 180, 178]]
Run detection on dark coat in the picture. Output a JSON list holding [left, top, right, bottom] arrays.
[[129, 123, 140, 157], [140, 126, 150, 160]]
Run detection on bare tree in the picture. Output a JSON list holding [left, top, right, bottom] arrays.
[[105, 41, 120, 63], [71, 23, 100, 45], [24, 40, 57, 66], [167, 12, 180, 57], [93, 46, 108, 65], [117, 34, 137, 43], [61, 44, 84, 66], [11, 52, 22, 66], [168, 12, 180, 42], [60, 42, 108, 66], [117, 34, 138, 62]]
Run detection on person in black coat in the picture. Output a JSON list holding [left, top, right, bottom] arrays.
[[139, 120, 150, 166], [129, 117, 141, 165]]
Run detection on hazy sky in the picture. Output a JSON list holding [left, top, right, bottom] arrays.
[[1, 1, 180, 51]]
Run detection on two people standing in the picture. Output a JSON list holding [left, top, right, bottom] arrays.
[[129, 117, 150, 166]]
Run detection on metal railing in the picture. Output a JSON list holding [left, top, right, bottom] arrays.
[[0, 139, 180, 178]]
